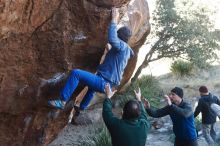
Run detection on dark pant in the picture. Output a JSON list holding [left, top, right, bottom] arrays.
[[174, 138, 198, 146]]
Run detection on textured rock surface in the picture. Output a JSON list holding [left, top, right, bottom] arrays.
[[0, 0, 150, 145]]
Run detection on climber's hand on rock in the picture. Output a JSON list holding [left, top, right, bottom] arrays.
[[111, 7, 119, 23]]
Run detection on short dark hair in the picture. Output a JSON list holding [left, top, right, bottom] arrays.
[[122, 100, 141, 120], [171, 87, 184, 98], [199, 86, 208, 93], [117, 26, 132, 43]]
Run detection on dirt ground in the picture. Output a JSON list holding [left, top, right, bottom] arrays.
[[49, 65, 220, 146]]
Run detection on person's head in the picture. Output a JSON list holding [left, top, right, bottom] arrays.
[[199, 86, 209, 95], [117, 26, 132, 43], [122, 99, 141, 120], [169, 87, 183, 104]]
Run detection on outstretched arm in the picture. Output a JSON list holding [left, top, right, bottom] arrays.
[[162, 94, 193, 118], [102, 98, 118, 128], [145, 94, 170, 118], [111, 8, 119, 24], [146, 106, 170, 118], [108, 8, 126, 51], [102, 84, 118, 128], [170, 103, 194, 118], [134, 88, 148, 121]]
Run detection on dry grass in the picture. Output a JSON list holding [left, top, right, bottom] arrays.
[[158, 65, 220, 101]]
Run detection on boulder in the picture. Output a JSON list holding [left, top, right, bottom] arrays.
[[0, 0, 150, 145]]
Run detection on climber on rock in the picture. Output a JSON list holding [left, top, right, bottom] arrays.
[[48, 7, 134, 116]]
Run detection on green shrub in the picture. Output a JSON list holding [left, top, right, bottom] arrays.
[[78, 126, 112, 146], [117, 75, 162, 108], [170, 60, 194, 77], [195, 116, 202, 131]]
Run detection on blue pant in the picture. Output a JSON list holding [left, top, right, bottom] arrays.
[[60, 69, 109, 110]]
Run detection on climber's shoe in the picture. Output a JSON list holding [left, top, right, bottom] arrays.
[[48, 99, 65, 110]]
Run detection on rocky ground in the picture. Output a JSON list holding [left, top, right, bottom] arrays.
[[48, 108, 220, 146], [49, 65, 220, 146]]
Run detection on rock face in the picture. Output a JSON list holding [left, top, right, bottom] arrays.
[[0, 0, 150, 145]]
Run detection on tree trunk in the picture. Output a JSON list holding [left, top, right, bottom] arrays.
[[131, 58, 150, 83], [131, 34, 166, 83]]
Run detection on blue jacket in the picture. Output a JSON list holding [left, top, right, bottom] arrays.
[[146, 100, 197, 141], [97, 22, 134, 85]]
